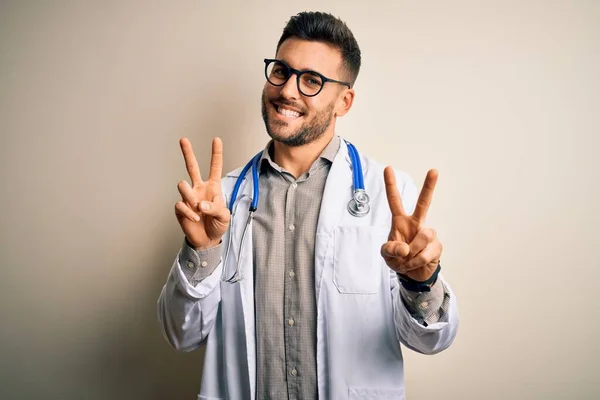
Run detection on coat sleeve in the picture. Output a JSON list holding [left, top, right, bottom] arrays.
[[157, 179, 236, 352], [390, 170, 459, 354], [391, 271, 459, 354], [157, 246, 223, 352]]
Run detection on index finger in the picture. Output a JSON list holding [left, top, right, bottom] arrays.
[[208, 137, 223, 182], [384, 166, 406, 216], [179, 137, 202, 186], [413, 169, 438, 222]]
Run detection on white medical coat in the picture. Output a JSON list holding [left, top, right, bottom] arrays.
[[158, 139, 459, 400]]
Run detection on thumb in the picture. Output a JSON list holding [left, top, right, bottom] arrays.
[[391, 241, 410, 257], [199, 201, 230, 223], [381, 241, 410, 258]]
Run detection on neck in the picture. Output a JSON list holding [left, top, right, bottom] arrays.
[[273, 132, 335, 178]]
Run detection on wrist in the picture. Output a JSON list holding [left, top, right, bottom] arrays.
[[185, 237, 221, 251]]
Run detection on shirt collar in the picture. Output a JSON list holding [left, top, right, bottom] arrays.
[[259, 135, 341, 174]]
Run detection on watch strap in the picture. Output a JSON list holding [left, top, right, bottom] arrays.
[[397, 262, 442, 293]]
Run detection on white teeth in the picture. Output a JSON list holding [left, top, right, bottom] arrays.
[[277, 106, 300, 118]]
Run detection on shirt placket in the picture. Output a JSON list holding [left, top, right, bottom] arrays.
[[284, 177, 300, 399]]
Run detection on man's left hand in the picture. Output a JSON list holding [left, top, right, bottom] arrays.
[[381, 167, 443, 282]]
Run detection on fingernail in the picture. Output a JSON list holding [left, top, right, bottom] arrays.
[[194, 214, 200, 222], [201, 201, 210, 211]]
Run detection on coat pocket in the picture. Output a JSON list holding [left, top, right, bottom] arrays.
[[333, 226, 387, 294], [349, 387, 405, 399]]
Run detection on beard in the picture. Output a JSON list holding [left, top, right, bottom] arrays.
[[261, 89, 335, 147]]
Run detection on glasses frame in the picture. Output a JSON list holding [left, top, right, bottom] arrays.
[[264, 58, 352, 97]]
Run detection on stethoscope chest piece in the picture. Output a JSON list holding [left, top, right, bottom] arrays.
[[347, 189, 370, 217]]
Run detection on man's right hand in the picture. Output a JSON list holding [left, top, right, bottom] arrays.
[[175, 137, 231, 250]]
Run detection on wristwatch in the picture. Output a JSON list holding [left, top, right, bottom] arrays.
[[397, 262, 441, 293]]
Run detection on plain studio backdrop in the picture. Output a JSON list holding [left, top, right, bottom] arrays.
[[0, 1, 598, 399]]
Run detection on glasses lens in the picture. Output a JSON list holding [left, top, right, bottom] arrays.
[[298, 71, 323, 96], [266, 60, 289, 86]]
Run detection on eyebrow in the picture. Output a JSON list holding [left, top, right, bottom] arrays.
[[278, 59, 324, 75]]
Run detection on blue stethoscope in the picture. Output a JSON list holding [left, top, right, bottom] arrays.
[[221, 140, 369, 283]]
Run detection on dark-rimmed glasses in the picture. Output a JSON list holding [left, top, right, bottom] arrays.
[[264, 58, 351, 97]]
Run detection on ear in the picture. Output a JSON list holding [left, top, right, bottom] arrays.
[[334, 88, 355, 117]]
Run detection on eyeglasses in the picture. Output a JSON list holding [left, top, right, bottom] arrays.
[[264, 58, 351, 97]]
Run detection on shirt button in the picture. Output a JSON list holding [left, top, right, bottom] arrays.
[[288, 224, 295, 231], [291, 182, 298, 188], [187, 261, 194, 269], [419, 301, 429, 309], [290, 368, 297, 376], [288, 318, 295, 326], [289, 270, 295, 278], [200, 261, 208, 268]]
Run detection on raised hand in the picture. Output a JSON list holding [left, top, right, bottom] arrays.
[[175, 137, 231, 250], [381, 167, 443, 282]]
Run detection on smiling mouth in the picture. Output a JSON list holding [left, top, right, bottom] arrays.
[[274, 103, 304, 118]]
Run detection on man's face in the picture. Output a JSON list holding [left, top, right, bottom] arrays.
[[261, 38, 348, 147]]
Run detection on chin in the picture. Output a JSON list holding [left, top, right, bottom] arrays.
[[266, 126, 294, 142], [266, 114, 299, 141]]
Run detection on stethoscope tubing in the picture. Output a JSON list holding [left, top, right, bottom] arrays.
[[345, 141, 364, 190]]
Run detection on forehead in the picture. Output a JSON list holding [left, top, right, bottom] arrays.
[[275, 38, 343, 78]]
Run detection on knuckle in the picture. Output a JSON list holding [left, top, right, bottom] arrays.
[[422, 228, 434, 241], [381, 246, 390, 258]]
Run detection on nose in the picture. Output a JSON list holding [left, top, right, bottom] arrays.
[[279, 73, 300, 100]]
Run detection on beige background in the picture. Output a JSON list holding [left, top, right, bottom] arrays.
[[1, 1, 598, 399]]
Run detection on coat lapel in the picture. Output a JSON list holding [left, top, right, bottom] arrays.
[[314, 138, 354, 296], [224, 168, 257, 399]]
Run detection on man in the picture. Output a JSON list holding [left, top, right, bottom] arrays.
[[158, 11, 459, 400]]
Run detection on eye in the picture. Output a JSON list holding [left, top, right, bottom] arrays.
[[272, 66, 284, 76], [302, 73, 323, 88]]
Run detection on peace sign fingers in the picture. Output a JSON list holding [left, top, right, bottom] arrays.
[[175, 137, 230, 250], [413, 169, 438, 222], [382, 167, 443, 282], [384, 166, 406, 217]]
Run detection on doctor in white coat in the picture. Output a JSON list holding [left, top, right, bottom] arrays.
[[158, 11, 458, 400]]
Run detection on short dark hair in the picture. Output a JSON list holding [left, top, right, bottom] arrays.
[[276, 11, 361, 86]]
